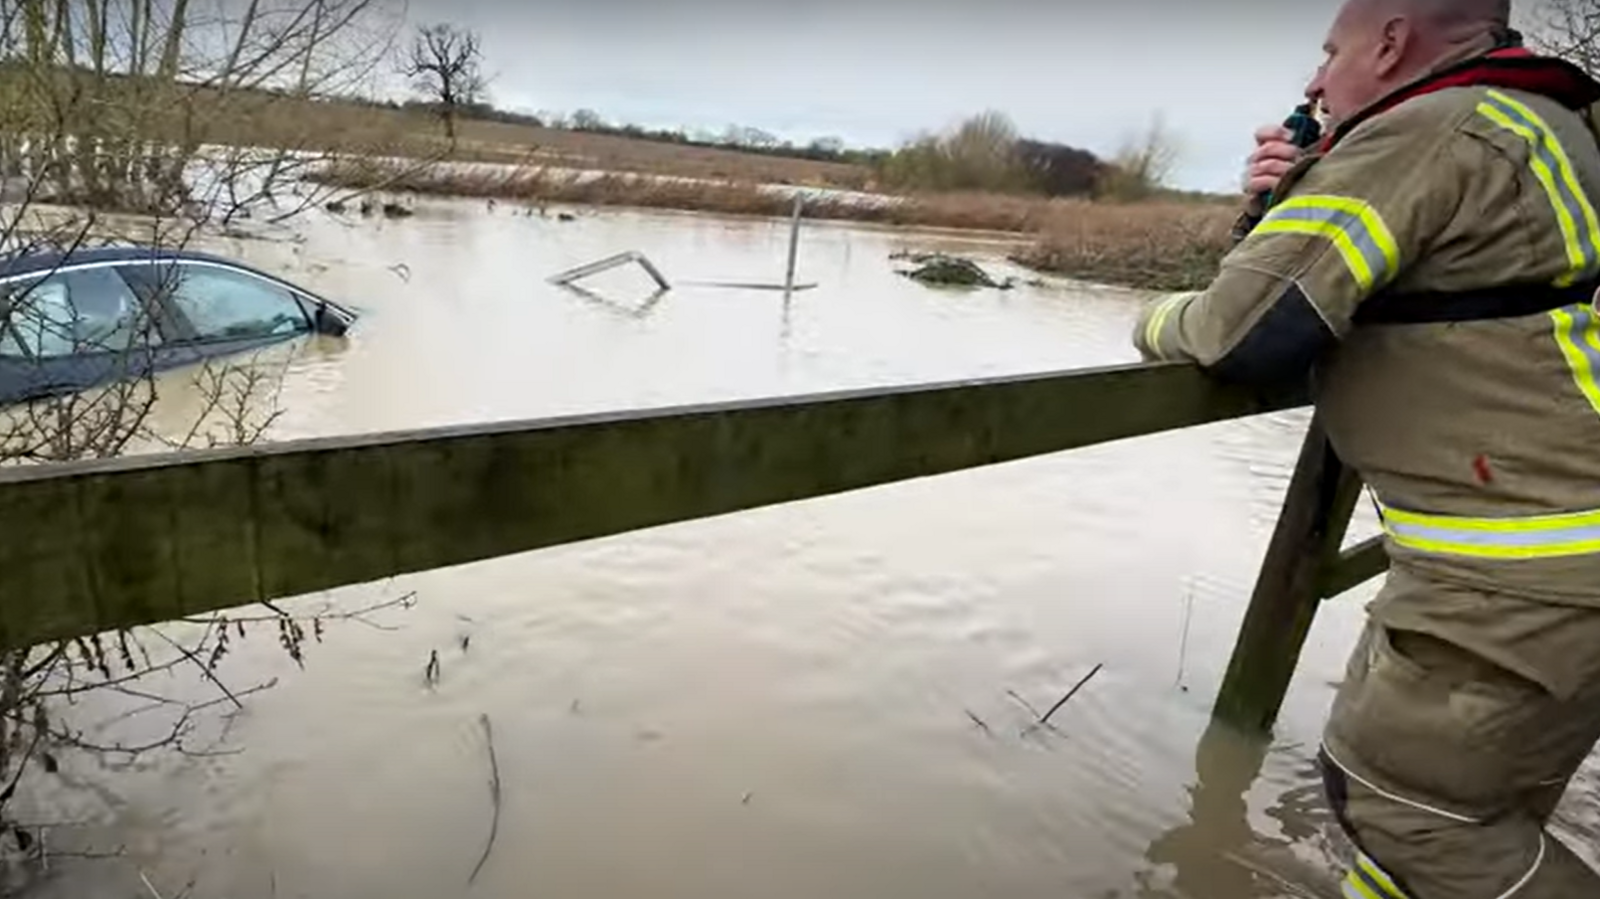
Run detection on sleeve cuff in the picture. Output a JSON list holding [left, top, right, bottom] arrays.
[[1133, 291, 1198, 361]]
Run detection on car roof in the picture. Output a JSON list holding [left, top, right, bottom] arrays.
[[0, 246, 285, 282]]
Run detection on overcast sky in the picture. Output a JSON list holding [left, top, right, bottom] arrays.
[[403, 0, 1556, 193]]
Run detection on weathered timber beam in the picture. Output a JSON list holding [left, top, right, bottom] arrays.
[[0, 361, 1297, 648], [1213, 416, 1362, 732], [1317, 536, 1389, 600]]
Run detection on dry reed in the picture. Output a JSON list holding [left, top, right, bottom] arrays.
[[1013, 200, 1236, 291]]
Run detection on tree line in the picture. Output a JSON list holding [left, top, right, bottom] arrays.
[[391, 23, 1179, 200]]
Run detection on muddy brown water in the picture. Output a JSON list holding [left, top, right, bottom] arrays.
[[17, 199, 1599, 898]]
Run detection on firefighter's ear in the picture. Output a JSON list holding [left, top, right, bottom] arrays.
[[1374, 15, 1413, 79]]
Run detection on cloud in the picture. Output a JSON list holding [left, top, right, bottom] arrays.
[[404, 0, 1343, 192]]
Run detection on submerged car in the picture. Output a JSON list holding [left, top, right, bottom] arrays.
[[0, 247, 358, 404]]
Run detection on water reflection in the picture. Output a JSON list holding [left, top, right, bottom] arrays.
[[1141, 721, 1341, 899], [556, 282, 672, 319]]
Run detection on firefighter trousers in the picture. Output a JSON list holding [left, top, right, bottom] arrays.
[[1319, 570, 1600, 898]]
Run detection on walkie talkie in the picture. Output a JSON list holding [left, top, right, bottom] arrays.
[[1231, 102, 1324, 243]]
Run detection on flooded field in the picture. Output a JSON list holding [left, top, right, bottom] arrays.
[[16, 199, 1599, 898]]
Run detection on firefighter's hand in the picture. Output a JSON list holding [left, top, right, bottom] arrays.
[[1245, 125, 1301, 194]]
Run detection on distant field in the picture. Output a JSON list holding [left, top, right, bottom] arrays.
[[446, 120, 877, 189], [190, 92, 878, 191], [114, 85, 1235, 291]]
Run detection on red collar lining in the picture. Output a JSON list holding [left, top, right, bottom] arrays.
[[1319, 49, 1600, 152]]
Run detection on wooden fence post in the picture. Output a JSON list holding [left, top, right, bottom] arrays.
[[1213, 413, 1365, 732]]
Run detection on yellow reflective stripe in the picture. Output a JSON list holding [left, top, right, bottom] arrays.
[[1379, 502, 1600, 532], [1378, 498, 1600, 560], [1388, 534, 1600, 560], [1357, 854, 1407, 899], [1142, 293, 1190, 359], [1487, 90, 1600, 264], [1476, 91, 1600, 286], [1256, 195, 1399, 291], [1343, 871, 1385, 899], [1551, 305, 1600, 416], [1477, 103, 1585, 281]]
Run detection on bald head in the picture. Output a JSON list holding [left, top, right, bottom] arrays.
[[1309, 0, 1515, 123], [1388, 0, 1509, 43]]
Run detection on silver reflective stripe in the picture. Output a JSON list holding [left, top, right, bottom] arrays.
[[1551, 303, 1600, 417], [1384, 517, 1600, 549], [1266, 204, 1394, 284], [1479, 91, 1600, 280]]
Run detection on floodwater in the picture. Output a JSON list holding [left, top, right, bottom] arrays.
[[17, 199, 1600, 898]]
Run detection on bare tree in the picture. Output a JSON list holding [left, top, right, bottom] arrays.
[[1530, 0, 1600, 78], [877, 110, 1038, 194], [1097, 113, 1183, 201], [0, 0, 416, 226], [0, 1, 427, 887], [401, 22, 488, 142], [569, 108, 605, 131]]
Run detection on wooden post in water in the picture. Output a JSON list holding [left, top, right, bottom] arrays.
[[783, 195, 803, 300], [1213, 414, 1366, 732]]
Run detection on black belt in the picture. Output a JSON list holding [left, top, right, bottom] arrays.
[[1354, 280, 1599, 324]]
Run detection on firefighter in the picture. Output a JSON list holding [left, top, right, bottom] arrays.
[[1132, 0, 1600, 895]]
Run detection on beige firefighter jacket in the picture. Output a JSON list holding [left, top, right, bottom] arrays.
[[1133, 58, 1600, 610]]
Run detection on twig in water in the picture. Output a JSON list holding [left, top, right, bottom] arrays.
[[468, 713, 502, 886], [1005, 689, 1043, 719], [964, 709, 993, 736], [1220, 850, 1322, 899], [425, 650, 441, 688], [139, 869, 166, 899], [1176, 586, 1195, 691], [1039, 663, 1104, 726]]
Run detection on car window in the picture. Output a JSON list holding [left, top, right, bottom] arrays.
[[0, 267, 156, 358], [159, 264, 310, 342], [1, 277, 74, 358]]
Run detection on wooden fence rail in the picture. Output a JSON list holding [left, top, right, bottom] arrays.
[[0, 360, 1384, 731]]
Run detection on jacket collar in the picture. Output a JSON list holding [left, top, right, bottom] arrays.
[[1318, 44, 1600, 152]]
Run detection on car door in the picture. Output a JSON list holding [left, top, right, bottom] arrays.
[[0, 265, 167, 404]]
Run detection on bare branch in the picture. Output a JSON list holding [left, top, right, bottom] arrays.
[[145, 628, 244, 711], [1530, 0, 1600, 78]]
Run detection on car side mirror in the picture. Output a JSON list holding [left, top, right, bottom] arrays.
[[313, 301, 351, 337]]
